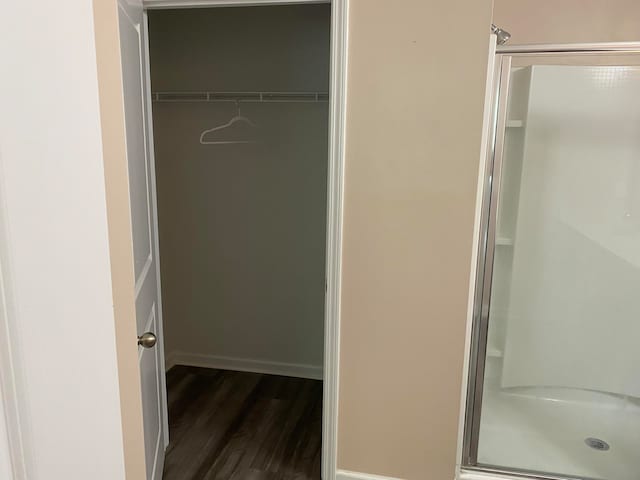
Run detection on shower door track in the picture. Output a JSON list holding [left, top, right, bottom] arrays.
[[496, 41, 640, 54], [458, 39, 640, 480]]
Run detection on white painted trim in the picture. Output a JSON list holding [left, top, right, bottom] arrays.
[[144, 0, 328, 9], [336, 470, 405, 480], [322, 0, 347, 478], [165, 351, 324, 380], [0, 261, 21, 480], [455, 34, 497, 478], [0, 155, 29, 479]]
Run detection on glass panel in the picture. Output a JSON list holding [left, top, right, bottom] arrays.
[[477, 59, 640, 480]]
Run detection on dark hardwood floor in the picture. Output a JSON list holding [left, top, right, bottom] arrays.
[[162, 366, 322, 480]]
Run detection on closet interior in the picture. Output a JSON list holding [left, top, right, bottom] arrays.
[[147, 5, 330, 479]]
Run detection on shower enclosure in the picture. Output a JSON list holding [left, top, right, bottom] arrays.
[[462, 42, 640, 480]]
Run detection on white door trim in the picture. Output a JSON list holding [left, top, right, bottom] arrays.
[[141, 1, 348, 479], [322, 0, 348, 478], [0, 172, 28, 480]]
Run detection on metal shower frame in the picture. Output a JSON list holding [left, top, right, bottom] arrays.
[[460, 40, 640, 480]]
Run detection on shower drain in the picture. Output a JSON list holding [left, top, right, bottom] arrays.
[[585, 437, 610, 451]]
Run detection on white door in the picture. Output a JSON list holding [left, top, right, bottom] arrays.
[[118, 1, 169, 479]]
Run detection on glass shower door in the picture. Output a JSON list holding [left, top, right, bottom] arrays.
[[464, 52, 640, 480]]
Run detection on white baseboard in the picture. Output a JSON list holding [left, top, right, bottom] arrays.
[[165, 351, 323, 380], [336, 470, 405, 480]]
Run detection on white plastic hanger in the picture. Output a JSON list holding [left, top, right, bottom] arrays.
[[199, 101, 257, 145]]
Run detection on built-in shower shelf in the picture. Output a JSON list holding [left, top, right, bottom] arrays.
[[487, 347, 504, 358], [506, 120, 524, 128], [496, 236, 514, 246]]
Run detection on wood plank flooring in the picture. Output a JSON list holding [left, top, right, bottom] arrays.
[[163, 366, 322, 480]]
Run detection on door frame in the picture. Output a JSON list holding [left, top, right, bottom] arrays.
[[141, 0, 348, 478], [0, 219, 27, 480]]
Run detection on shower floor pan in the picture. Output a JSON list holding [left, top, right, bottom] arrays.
[[477, 385, 640, 480]]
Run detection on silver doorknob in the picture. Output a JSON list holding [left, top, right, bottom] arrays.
[[137, 332, 157, 348]]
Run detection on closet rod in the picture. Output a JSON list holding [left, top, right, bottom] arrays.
[[152, 91, 329, 103]]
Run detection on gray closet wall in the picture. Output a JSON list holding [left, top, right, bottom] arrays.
[[148, 5, 330, 372]]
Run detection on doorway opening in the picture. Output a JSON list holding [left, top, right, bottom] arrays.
[[147, 4, 331, 479]]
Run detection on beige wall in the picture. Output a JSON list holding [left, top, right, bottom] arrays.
[[337, 0, 493, 478], [493, 0, 640, 44]]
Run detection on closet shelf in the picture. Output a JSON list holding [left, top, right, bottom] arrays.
[[152, 91, 330, 103], [487, 347, 504, 358], [496, 236, 514, 246]]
